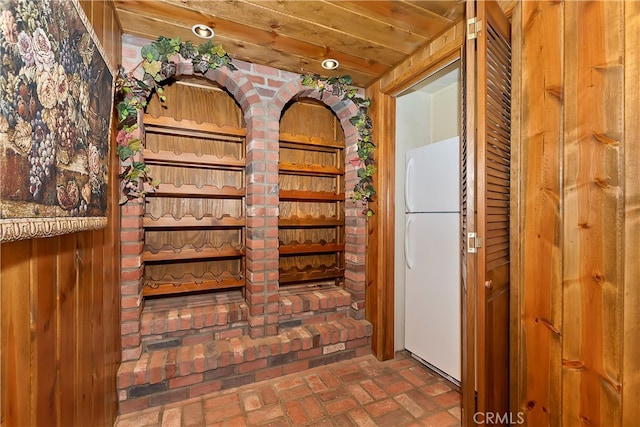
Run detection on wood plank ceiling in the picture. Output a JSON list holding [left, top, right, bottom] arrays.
[[114, 0, 465, 87]]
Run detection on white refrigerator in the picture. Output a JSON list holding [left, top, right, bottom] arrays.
[[404, 136, 461, 383]]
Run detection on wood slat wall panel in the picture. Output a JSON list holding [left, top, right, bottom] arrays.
[[0, 2, 121, 425], [56, 235, 78, 427], [31, 238, 58, 426], [623, 2, 640, 425], [562, 2, 624, 425], [514, 1, 640, 425], [1, 239, 32, 427]]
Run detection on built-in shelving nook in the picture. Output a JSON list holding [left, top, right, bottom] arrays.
[[142, 79, 247, 299], [116, 56, 372, 412], [278, 98, 346, 290]]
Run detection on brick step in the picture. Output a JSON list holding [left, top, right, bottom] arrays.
[[278, 285, 352, 328], [140, 292, 249, 351], [117, 317, 372, 414]]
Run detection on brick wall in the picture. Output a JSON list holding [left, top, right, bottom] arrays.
[[119, 34, 367, 356]]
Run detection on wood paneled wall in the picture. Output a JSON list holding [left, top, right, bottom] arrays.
[[512, 1, 640, 425], [0, 2, 122, 426]]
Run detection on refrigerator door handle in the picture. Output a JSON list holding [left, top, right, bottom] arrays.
[[405, 156, 414, 213], [405, 216, 413, 270]]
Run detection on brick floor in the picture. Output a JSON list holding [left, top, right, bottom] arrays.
[[114, 351, 461, 427]]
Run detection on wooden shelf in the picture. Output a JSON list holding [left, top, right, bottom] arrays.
[[279, 162, 343, 176], [279, 243, 345, 255], [279, 132, 344, 151], [144, 215, 245, 228], [143, 246, 245, 262], [142, 277, 245, 297], [279, 217, 344, 227], [144, 114, 246, 140], [143, 149, 245, 169], [279, 190, 344, 201], [145, 183, 244, 198], [279, 266, 345, 284]]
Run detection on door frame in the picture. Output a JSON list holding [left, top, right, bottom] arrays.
[[366, 3, 522, 424], [367, 39, 463, 361]]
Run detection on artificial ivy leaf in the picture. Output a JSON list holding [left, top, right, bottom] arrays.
[[117, 102, 128, 120], [132, 161, 146, 170], [198, 40, 214, 55], [179, 41, 198, 59], [141, 44, 159, 61], [118, 146, 133, 161], [128, 139, 142, 153], [210, 44, 227, 57], [153, 36, 179, 60], [142, 60, 162, 77]]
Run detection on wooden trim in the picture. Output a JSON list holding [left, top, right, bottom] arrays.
[[365, 81, 396, 361], [143, 215, 245, 228], [279, 133, 345, 150], [143, 149, 245, 169], [279, 242, 345, 255], [142, 277, 245, 296], [279, 266, 345, 284], [142, 245, 244, 262], [279, 190, 344, 202], [462, 2, 477, 424], [278, 162, 344, 176], [379, 21, 465, 94], [509, 0, 523, 420], [143, 114, 247, 138], [278, 218, 344, 227], [146, 183, 245, 198]]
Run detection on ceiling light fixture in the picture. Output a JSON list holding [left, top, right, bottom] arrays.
[[192, 24, 214, 39], [321, 59, 339, 70]]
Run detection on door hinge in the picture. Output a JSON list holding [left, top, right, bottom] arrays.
[[467, 17, 483, 40], [467, 232, 483, 253]]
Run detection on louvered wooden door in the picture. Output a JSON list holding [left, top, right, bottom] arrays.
[[462, 0, 512, 425]]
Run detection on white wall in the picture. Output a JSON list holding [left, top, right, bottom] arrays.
[[431, 83, 460, 142], [394, 61, 460, 352]]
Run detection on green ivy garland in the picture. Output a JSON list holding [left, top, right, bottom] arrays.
[[301, 74, 376, 216], [114, 36, 236, 204], [114, 37, 376, 215]]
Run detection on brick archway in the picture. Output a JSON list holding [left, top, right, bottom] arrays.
[[272, 80, 368, 320]]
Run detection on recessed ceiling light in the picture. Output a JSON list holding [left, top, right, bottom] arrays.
[[321, 59, 339, 70], [192, 24, 214, 39]]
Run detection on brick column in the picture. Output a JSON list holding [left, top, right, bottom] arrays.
[[120, 200, 144, 361], [336, 100, 367, 320], [222, 63, 280, 338], [242, 108, 280, 338]]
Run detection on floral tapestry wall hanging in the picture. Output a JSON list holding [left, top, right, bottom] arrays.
[[0, 0, 115, 242]]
